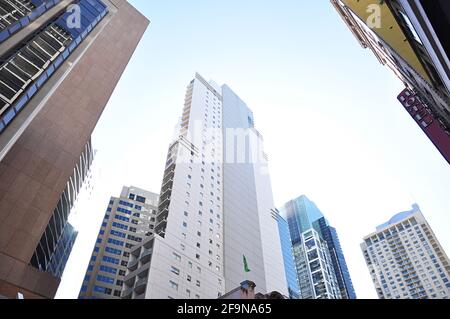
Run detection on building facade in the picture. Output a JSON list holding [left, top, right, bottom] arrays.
[[361, 204, 450, 299], [0, 0, 148, 299], [30, 138, 93, 279], [331, 0, 450, 164], [281, 195, 356, 299], [78, 186, 158, 299], [276, 211, 300, 299], [122, 73, 288, 299]]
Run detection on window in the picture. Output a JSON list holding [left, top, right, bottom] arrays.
[[99, 265, 117, 275], [169, 281, 179, 291], [97, 275, 115, 284], [196, 280, 201, 287], [136, 195, 146, 203], [102, 256, 120, 265], [171, 266, 180, 275], [186, 289, 191, 297], [187, 275, 192, 282], [173, 252, 181, 261]]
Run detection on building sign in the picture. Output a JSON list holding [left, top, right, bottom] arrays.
[[398, 88, 450, 164]]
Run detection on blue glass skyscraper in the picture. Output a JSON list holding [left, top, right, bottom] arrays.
[[276, 211, 300, 299], [314, 217, 356, 299], [281, 195, 356, 299]]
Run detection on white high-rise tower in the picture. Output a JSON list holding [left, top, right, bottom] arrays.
[[122, 73, 287, 299]]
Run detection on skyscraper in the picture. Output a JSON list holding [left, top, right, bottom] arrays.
[[331, 0, 450, 164], [281, 195, 356, 299], [79, 186, 159, 299], [275, 211, 300, 299], [361, 204, 450, 299], [0, 0, 148, 299], [121, 73, 287, 299]]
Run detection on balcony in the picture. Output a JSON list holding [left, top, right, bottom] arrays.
[[121, 287, 133, 299], [158, 196, 171, 211], [141, 248, 153, 265], [128, 258, 139, 272], [135, 277, 148, 291], [157, 207, 169, 224], [161, 179, 173, 193], [155, 218, 167, 235]]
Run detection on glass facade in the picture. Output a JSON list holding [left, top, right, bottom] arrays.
[[315, 217, 356, 299], [0, 0, 108, 134], [276, 212, 300, 299], [282, 195, 356, 299], [30, 139, 94, 277], [0, 1, 63, 43], [47, 222, 78, 278]]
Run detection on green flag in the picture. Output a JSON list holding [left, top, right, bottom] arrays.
[[243, 255, 251, 273]]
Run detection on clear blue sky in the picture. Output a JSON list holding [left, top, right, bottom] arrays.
[[56, 0, 450, 299]]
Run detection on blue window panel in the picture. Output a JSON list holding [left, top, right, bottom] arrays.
[[135, 205, 142, 211], [102, 256, 119, 265], [79, 2, 97, 22], [107, 238, 124, 247], [105, 247, 121, 255], [96, 238, 102, 244], [13, 95, 29, 112], [68, 40, 78, 53], [110, 230, 126, 238], [94, 247, 100, 252], [53, 55, 64, 69], [3, 109, 16, 125], [26, 84, 38, 99], [88, 265, 94, 271], [99, 265, 117, 275], [93, 285, 106, 293], [107, 207, 112, 212], [46, 64, 55, 77], [96, 275, 114, 284], [102, 222, 107, 227], [8, 22, 22, 34], [84, 275, 91, 282], [99, 230, 105, 235], [0, 30, 9, 42], [36, 73, 48, 88], [0, 121, 4, 133], [80, 285, 87, 293], [19, 17, 30, 29], [91, 255, 97, 262]]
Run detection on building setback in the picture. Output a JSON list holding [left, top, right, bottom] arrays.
[[79, 186, 158, 299], [281, 195, 356, 299], [331, 0, 450, 164], [122, 73, 288, 299], [0, 0, 148, 299], [361, 204, 450, 299]]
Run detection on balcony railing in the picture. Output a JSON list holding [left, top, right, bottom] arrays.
[[128, 258, 139, 271], [121, 287, 133, 298]]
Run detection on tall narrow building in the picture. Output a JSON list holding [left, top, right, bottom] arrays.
[[0, 0, 148, 299], [280, 195, 356, 299], [122, 73, 288, 299], [361, 204, 450, 299], [276, 210, 300, 299], [79, 186, 158, 299]]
